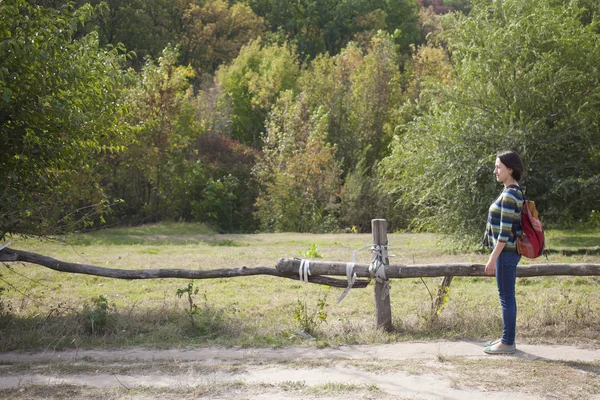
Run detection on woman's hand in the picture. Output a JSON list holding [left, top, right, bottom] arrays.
[[485, 259, 496, 275], [485, 241, 505, 276]]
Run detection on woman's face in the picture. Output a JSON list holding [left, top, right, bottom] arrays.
[[494, 157, 513, 184]]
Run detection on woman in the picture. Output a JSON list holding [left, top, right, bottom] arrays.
[[483, 150, 524, 354]]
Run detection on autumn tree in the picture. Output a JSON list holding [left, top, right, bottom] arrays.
[[300, 33, 403, 174], [188, 134, 260, 232], [101, 46, 260, 231], [254, 92, 341, 232], [214, 39, 300, 147], [291, 33, 406, 230], [180, 0, 265, 75]]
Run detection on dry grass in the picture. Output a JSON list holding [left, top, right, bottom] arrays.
[[1, 223, 599, 351], [0, 382, 398, 400], [448, 357, 600, 399]]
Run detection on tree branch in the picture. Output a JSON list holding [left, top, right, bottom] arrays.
[[0, 248, 368, 289]]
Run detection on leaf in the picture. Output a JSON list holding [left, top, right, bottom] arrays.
[[2, 88, 12, 103]]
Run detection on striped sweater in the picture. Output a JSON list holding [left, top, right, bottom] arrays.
[[483, 186, 524, 252]]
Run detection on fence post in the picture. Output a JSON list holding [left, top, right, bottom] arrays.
[[372, 219, 392, 331]]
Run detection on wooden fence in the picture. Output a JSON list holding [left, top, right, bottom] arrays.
[[1, 219, 599, 330]]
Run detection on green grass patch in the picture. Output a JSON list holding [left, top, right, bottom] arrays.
[[207, 239, 244, 247], [545, 227, 600, 251], [64, 222, 217, 245]]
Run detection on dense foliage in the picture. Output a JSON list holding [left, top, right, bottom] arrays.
[[380, 0, 600, 239], [246, 0, 421, 58], [0, 0, 133, 239], [1, 0, 599, 240]]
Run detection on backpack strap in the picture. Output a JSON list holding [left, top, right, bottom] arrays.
[[506, 184, 526, 201], [507, 184, 525, 239]]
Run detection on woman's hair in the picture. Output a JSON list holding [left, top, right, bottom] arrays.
[[497, 150, 524, 182]]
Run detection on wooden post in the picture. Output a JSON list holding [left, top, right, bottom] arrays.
[[372, 219, 392, 331], [434, 275, 453, 315]]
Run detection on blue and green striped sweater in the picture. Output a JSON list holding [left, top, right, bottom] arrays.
[[483, 186, 524, 252]]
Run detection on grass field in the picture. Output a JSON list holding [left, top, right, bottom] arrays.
[[1, 223, 599, 351]]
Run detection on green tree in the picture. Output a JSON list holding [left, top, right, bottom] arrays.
[[301, 33, 403, 173], [105, 46, 260, 232], [73, 0, 191, 69], [339, 158, 406, 232], [380, 0, 600, 239], [574, 0, 600, 30], [71, 0, 267, 72], [290, 33, 406, 230], [246, 0, 421, 59], [215, 38, 300, 147], [442, 0, 472, 14], [107, 46, 199, 223], [0, 1, 133, 239], [347, 33, 403, 168]]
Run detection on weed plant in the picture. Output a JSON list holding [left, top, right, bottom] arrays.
[[0, 223, 599, 351], [293, 292, 328, 336], [83, 295, 114, 335]]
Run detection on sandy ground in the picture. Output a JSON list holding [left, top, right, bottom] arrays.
[[1, 341, 599, 399]]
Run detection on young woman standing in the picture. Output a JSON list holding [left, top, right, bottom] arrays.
[[482, 150, 525, 354]]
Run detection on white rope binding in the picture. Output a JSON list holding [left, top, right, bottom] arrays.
[[298, 259, 311, 283], [369, 245, 390, 300], [337, 245, 395, 303], [337, 249, 359, 304]]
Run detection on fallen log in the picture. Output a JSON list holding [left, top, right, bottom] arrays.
[[2, 248, 599, 290], [0, 247, 368, 289], [275, 258, 600, 278]]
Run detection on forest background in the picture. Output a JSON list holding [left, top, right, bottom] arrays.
[[1, 0, 599, 243]]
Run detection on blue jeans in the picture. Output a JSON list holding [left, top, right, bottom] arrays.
[[495, 251, 521, 345]]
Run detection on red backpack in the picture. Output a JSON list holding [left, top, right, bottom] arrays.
[[511, 186, 545, 258]]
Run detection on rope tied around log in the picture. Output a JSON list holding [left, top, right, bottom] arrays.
[[337, 244, 394, 303], [298, 259, 311, 282], [369, 244, 388, 282], [336, 247, 364, 303], [370, 244, 392, 301]]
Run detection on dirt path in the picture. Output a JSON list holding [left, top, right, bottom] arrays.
[[1, 341, 599, 399]]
